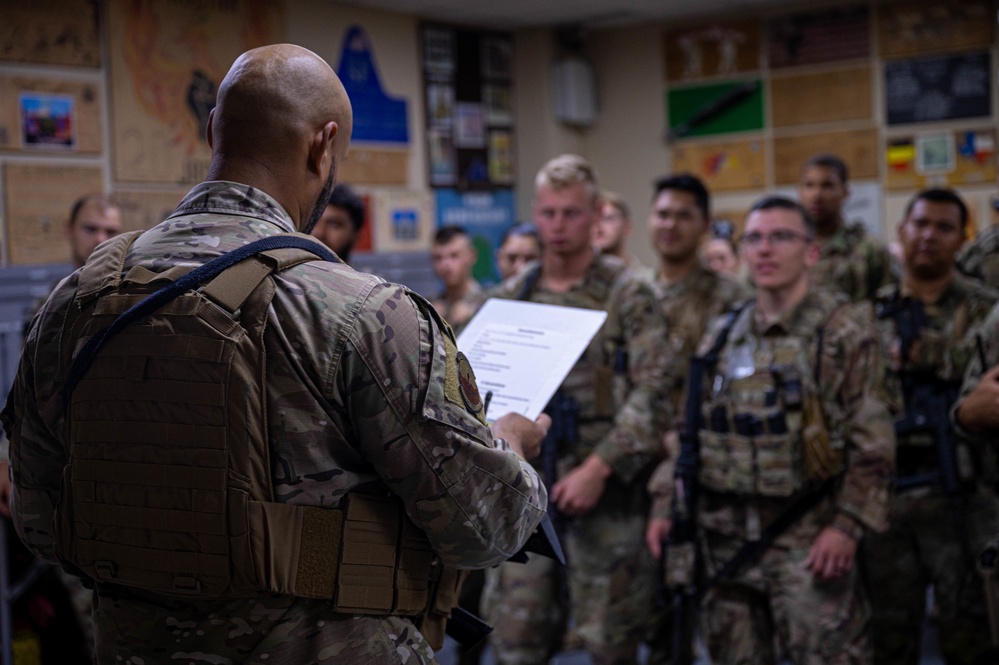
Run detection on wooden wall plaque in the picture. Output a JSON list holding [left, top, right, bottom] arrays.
[[4, 164, 103, 265], [771, 66, 872, 127], [671, 138, 766, 192]]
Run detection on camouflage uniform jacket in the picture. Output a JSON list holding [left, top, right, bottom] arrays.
[[3, 181, 547, 664], [695, 288, 895, 542], [647, 264, 752, 520], [957, 223, 999, 290], [813, 222, 896, 303], [955, 298, 999, 476], [432, 279, 486, 335], [876, 276, 997, 414], [491, 255, 672, 487]]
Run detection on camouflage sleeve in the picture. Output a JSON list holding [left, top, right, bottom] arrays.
[[826, 303, 895, 533], [2, 280, 79, 562], [342, 283, 547, 569], [592, 276, 672, 484], [864, 238, 898, 301], [953, 302, 999, 440], [647, 456, 675, 520]]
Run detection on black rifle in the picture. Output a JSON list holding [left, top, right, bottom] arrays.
[[881, 295, 972, 564], [666, 306, 746, 665]]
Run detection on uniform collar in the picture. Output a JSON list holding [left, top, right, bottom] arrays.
[[750, 289, 839, 338], [169, 181, 298, 234]]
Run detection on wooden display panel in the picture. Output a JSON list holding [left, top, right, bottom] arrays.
[[664, 20, 762, 82], [671, 139, 766, 192], [339, 148, 409, 186], [112, 189, 188, 232], [768, 4, 869, 69], [107, 0, 284, 184], [0, 0, 101, 66], [0, 76, 102, 153], [771, 66, 871, 128], [773, 129, 879, 185], [4, 164, 103, 265], [878, 0, 993, 58], [885, 130, 996, 191]]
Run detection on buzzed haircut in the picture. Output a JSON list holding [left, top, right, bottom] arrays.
[[802, 153, 849, 185], [599, 191, 630, 221], [652, 173, 710, 220], [69, 194, 117, 227], [434, 225, 471, 246], [327, 183, 366, 231], [905, 188, 969, 228], [534, 154, 599, 202], [748, 195, 817, 238]]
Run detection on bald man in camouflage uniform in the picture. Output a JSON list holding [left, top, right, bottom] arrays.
[[683, 196, 894, 664], [798, 154, 896, 303], [483, 154, 671, 665], [3, 45, 548, 665], [641, 174, 750, 665], [865, 189, 999, 665]]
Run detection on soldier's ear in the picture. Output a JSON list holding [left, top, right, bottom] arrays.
[[206, 108, 215, 149]]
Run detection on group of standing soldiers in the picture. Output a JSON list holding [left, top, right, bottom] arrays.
[[465, 152, 999, 665]]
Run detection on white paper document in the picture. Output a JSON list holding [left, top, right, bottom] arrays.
[[456, 298, 607, 422]]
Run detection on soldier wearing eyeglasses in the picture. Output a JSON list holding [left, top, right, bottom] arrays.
[[675, 195, 895, 664]]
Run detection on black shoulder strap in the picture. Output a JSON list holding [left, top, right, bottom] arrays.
[[705, 478, 834, 591], [63, 235, 338, 409]]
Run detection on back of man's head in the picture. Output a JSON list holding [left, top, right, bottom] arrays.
[[652, 173, 710, 220], [212, 45, 350, 161], [534, 154, 599, 202]]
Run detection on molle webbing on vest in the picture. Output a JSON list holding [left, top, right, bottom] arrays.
[[56, 233, 451, 620]]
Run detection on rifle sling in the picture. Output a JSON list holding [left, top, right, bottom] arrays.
[[704, 478, 834, 593]]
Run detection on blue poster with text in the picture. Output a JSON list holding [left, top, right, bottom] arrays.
[[435, 189, 517, 284]]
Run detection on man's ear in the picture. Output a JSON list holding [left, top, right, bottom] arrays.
[[206, 108, 215, 149], [309, 121, 338, 175]]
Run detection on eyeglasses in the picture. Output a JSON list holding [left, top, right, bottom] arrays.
[[740, 229, 812, 248]]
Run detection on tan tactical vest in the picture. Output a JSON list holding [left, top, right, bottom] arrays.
[[698, 309, 845, 497], [52, 232, 462, 646]]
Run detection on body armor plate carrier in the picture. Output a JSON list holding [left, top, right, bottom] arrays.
[[53, 232, 463, 646]]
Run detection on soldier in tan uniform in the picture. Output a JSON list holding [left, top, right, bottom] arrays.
[[484, 154, 672, 665], [3, 44, 549, 665], [641, 173, 750, 664], [672, 195, 894, 664], [866, 188, 999, 665], [798, 154, 895, 302]]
